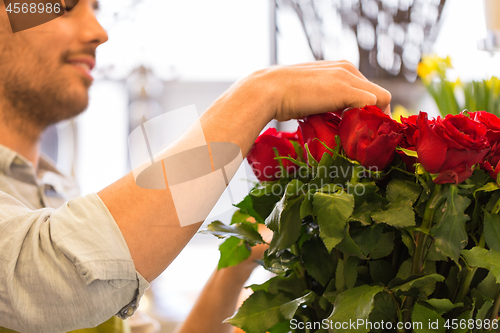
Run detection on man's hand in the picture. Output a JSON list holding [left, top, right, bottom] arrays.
[[248, 61, 392, 122]]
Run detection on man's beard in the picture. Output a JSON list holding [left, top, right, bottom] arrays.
[[1, 74, 90, 136], [0, 47, 91, 136]]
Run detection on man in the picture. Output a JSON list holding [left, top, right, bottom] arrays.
[[0, 0, 391, 332]]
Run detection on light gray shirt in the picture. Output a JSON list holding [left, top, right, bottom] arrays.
[[0, 144, 149, 333]]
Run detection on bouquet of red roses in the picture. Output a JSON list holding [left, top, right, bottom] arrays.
[[203, 106, 500, 333]]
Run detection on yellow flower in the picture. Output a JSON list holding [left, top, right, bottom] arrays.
[[418, 55, 453, 84], [392, 105, 412, 123]]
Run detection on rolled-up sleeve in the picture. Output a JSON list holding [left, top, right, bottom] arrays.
[[0, 191, 149, 333]]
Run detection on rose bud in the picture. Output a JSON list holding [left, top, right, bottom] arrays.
[[247, 128, 301, 181], [298, 112, 341, 163], [338, 105, 403, 170], [416, 112, 490, 184], [469, 111, 500, 144]]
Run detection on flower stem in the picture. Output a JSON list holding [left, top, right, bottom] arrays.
[[456, 195, 500, 305], [412, 184, 442, 275], [491, 286, 500, 322], [489, 198, 500, 322], [455, 234, 484, 304], [291, 243, 308, 290], [493, 198, 500, 215], [350, 165, 363, 184], [403, 185, 443, 326]]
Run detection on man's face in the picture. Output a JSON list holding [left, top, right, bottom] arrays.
[[0, 0, 108, 130]]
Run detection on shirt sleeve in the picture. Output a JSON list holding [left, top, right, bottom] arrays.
[[0, 191, 149, 333]]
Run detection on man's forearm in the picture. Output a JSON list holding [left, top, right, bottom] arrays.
[[175, 265, 255, 333]]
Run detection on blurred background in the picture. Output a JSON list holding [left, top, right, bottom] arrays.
[[39, 0, 500, 331]]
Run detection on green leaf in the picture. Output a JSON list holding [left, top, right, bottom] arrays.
[[248, 279, 272, 293], [345, 256, 360, 289], [351, 224, 384, 256], [225, 290, 291, 333], [280, 292, 316, 319], [230, 210, 252, 225], [249, 182, 281, 197], [461, 247, 500, 283], [368, 292, 398, 331], [450, 309, 472, 333], [283, 179, 306, 198], [235, 194, 265, 223], [265, 180, 303, 232], [477, 271, 498, 300], [330, 154, 355, 185], [476, 299, 493, 321], [369, 260, 396, 286], [313, 191, 355, 252], [349, 201, 382, 226], [268, 196, 303, 254], [369, 232, 395, 259], [370, 205, 415, 228], [315, 152, 335, 183], [218, 237, 251, 269], [335, 259, 345, 291], [484, 211, 500, 252], [267, 273, 305, 296], [474, 181, 500, 195], [302, 237, 336, 286], [397, 147, 419, 158], [390, 274, 444, 292], [411, 302, 445, 333], [201, 221, 264, 245], [347, 182, 378, 208], [267, 321, 292, 333], [263, 250, 298, 274], [300, 190, 314, 219], [431, 186, 471, 264], [422, 298, 463, 315], [336, 224, 367, 259], [327, 285, 384, 333], [386, 179, 422, 206], [236, 189, 282, 223]]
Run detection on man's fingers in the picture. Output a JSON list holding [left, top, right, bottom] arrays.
[[344, 89, 378, 109], [384, 104, 392, 116], [348, 75, 392, 111]]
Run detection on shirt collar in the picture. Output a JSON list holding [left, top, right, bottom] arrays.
[[0, 143, 65, 180]]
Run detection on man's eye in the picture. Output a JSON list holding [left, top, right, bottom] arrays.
[[62, 0, 80, 13]]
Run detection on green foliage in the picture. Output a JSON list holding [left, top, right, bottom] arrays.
[[203, 118, 500, 332], [201, 221, 263, 245], [327, 285, 384, 333], [313, 191, 354, 252], [218, 237, 251, 269]]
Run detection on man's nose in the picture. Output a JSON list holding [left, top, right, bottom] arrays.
[[78, 8, 108, 47]]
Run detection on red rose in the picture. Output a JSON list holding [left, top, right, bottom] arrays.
[[247, 128, 301, 181], [338, 105, 403, 170], [481, 142, 500, 182], [416, 112, 490, 184], [298, 112, 341, 162], [398, 115, 419, 171], [469, 111, 500, 143]]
